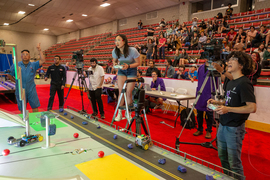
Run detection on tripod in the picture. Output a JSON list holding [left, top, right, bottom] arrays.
[[63, 68, 91, 114], [175, 68, 223, 151], [110, 79, 151, 137]]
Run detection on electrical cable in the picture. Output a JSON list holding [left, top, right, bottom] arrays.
[[0, 0, 53, 26]]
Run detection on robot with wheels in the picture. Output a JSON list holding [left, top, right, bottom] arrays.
[[8, 134, 43, 147], [135, 134, 153, 150]]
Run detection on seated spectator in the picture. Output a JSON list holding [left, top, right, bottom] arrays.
[[254, 43, 266, 62], [138, 20, 143, 30], [225, 3, 233, 19], [199, 20, 207, 30], [249, 52, 262, 85], [164, 59, 174, 78], [147, 25, 155, 39], [172, 50, 181, 67], [182, 23, 187, 31], [189, 32, 199, 50], [206, 19, 213, 37], [235, 27, 246, 44], [225, 28, 237, 48], [174, 20, 179, 28], [146, 39, 155, 61], [173, 34, 182, 54], [39, 67, 45, 79], [139, 42, 148, 66], [158, 33, 166, 59], [107, 59, 113, 73], [187, 64, 198, 82], [198, 32, 207, 50], [217, 17, 228, 34], [212, 16, 219, 33], [166, 25, 173, 37], [156, 18, 166, 30], [246, 26, 257, 47], [173, 65, 188, 79], [262, 46, 270, 69], [136, 70, 145, 88], [179, 49, 189, 66], [191, 17, 198, 32], [252, 25, 270, 47], [167, 35, 174, 51], [150, 70, 166, 109], [220, 46, 231, 62], [233, 43, 246, 52], [146, 60, 161, 77], [172, 24, 178, 35]]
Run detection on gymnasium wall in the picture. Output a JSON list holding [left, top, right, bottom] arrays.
[[254, 0, 270, 10], [0, 29, 56, 60]]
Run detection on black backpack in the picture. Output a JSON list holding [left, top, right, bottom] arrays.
[[180, 107, 196, 129]]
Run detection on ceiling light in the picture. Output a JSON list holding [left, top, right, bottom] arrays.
[[66, 19, 73, 22], [100, 3, 110, 7], [28, 4, 35, 6], [18, 11, 25, 14], [44, 28, 49, 31], [4, 23, 9, 26], [82, 14, 87, 17]]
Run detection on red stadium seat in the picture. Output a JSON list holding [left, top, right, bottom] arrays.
[[241, 12, 247, 16], [260, 71, 270, 76], [234, 13, 240, 17], [265, 8, 270, 12], [230, 25, 235, 29], [253, 22, 261, 27], [256, 9, 264, 13], [204, 19, 208, 22], [250, 16, 258, 20], [234, 18, 242, 23], [244, 23, 252, 28], [262, 20, 270, 26], [248, 11, 255, 15], [236, 24, 243, 29], [243, 17, 250, 22], [228, 19, 234, 24], [259, 14, 267, 19]]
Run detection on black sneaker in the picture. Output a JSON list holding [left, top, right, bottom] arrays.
[[101, 114, 105, 119], [91, 112, 98, 117]]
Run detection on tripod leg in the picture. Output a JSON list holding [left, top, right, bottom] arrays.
[[142, 109, 151, 138], [63, 71, 78, 106]]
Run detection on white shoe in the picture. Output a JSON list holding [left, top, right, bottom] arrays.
[[114, 110, 122, 121], [125, 111, 132, 120]]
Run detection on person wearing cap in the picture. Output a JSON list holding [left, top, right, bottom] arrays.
[[225, 3, 233, 19], [7, 43, 45, 112], [187, 64, 198, 82], [83, 58, 105, 119], [45, 55, 66, 111]]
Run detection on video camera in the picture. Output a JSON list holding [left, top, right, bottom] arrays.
[[200, 39, 223, 71], [133, 87, 145, 112], [72, 49, 84, 69]]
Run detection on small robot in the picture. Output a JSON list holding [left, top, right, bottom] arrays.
[[135, 134, 153, 150], [8, 134, 43, 147]]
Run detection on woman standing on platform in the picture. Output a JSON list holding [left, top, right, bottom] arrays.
[[112, 34, 140, 121]]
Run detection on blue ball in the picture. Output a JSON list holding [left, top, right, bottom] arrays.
[[64, 112, 67, 116], [128, 143, 133, 149], [113, 135, 117, 139], [177, 165, 187, 173], [71, 115, 74, 119], [59, 108, 64, 112], [97, 125, 101, 129], [82, 121, 88, 125]]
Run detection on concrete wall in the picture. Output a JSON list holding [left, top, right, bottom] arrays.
[[56, 30, 80, 44], [254, 0, 270, 10], [0, 29, 56, 60]]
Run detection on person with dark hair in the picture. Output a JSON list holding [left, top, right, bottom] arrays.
[[262, 46, 270, 69], [251, 25, 270, 47], [189, 32, 199, 50], [198, 32, 207, 49], [150, 70, 166, 109], [7, 43, 45, 112], [139, 41, 148, 66], [246, 26, 257, 47], [208, 51, 256, 179], [112, 34, 140, 121], [84, 58, 105, 119], [145, 60, 161, 77], [156, 18, 166, 30], [153, 36, 159, 60], [254, 43, 266, 61], [173, 65, 188, 79], [218, 17, 228, 34], [248, 52, 261, 85], [173, 34, 182, 54], [146, 38, 155, 61], [178, 49, 189, 66], [164, 59, 174, 78], [138, 20, 143, 30], [225, 3, 233, 19], [45, 55, 66, 110], [158, 33, 166, 59], [147, 25, 155, 40], [136, 69, 144, 88], [225, 28, 237, 48], [235, 28, 246, 44]]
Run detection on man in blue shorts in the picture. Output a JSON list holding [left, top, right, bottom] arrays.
[[8, 43, 45, 112]]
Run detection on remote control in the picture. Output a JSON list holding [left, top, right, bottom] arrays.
[[207, 103, 218, 110], [113, 65, 123, 69]]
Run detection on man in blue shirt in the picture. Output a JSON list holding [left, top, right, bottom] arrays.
[[8, 43, 45, 112]]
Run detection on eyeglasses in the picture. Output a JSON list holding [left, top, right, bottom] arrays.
[[251, 55, 256, 57], [228, 57, 238, 61]]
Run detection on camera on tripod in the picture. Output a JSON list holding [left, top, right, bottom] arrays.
[[72, 49, 84, 70], [132, 87, 145, 112]]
